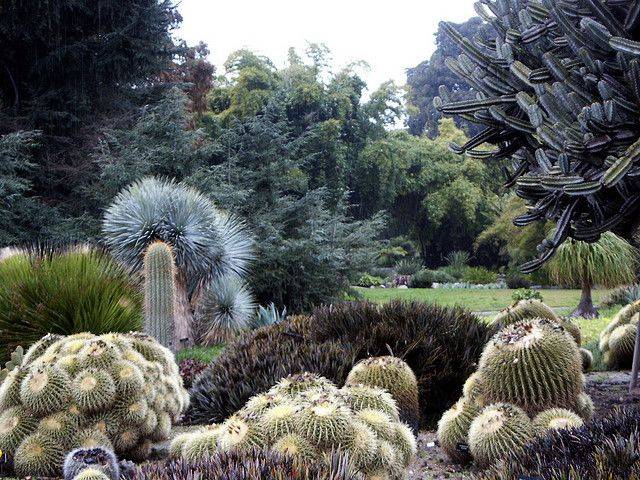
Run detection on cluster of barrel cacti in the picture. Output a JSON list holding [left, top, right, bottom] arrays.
[[436, 0, 640, 272], [0, 332, 188, 478], [600, 300, 640, 369], [171, 358, 418, 480], [438, 317, 593, 468], [492, 299, 593, 371]]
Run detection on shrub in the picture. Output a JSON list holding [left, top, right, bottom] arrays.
[[355, 274, 385, 288], [178, 359, 208, 389], [0, 332, 188, 477], [408, 269, 455, 288], [309, 301, 495, 425], [0, 247, 142, 362], [505, 270, 532, 289], [462, 267, 497, 285], [475, 406, 640, 480], [444, 251, 469, 279], [394, 258, 422, 276], [511, 288, 542, 302], [184, 317, 355, 425], [135, 450, 363, 480]]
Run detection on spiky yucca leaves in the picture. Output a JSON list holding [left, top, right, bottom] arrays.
[[195, 274, 257, 345], [13, 432, 66, 478], [475, 406, 640, 480], [345, 356, 420, 432], [436, 1, 640, 271], [478, 318, 583, 414], [143, 241, 176, 352], [0, 332, 188, 476], [533, 408, 584, 437], [468, 403, 533, 468], [309, 301, 495, 426], [437, 397, 482, 464], [0, 248, 141, 362], [136, 450, 363, 480]]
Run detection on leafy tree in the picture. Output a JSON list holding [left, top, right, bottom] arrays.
[[549, 233, 637, 318], [406, 18, 494, 137]]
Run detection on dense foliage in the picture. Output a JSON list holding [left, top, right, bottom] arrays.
[[0, 247, 142, 361]]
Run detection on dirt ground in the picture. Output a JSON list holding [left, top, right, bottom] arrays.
[[406, 371, 640, 480]]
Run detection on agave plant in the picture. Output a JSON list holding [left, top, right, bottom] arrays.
[[255, 303, 288, 328], [436, 0, 640, 272], [102, 177, 254, 344], [0, 246, 142, 361], [195, 275, 257, 344]]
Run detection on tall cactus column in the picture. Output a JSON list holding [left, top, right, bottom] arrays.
[[143, 241, 176, 351]]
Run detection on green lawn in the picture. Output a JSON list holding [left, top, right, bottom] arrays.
[[176, 345, 225, 363], [355, 287, 612, 312]]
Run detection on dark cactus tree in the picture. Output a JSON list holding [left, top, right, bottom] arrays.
[[436, 0, 640, 273]]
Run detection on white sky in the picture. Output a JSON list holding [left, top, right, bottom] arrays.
[[176, 0, 477, 93]]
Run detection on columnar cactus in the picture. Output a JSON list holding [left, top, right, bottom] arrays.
[[170, 369, 417, 479], [436, 1, 640, 270], [0, 332, 188, 478], [143, 241, 176, 351]]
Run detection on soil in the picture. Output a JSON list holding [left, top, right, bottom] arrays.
[[406, 371, 640, 479]]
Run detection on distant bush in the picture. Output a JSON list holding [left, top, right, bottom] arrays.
[[0, 246, 142, 361], [409, 269, 455, 288], [505, 269, 532, 289], [445, 250, 470, 278], [462, 266, 498, 285], [356, 273, 385, 287], [394, 258, 422, 275], [512, 288, 543, 302]]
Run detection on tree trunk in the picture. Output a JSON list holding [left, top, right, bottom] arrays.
[[173, 273, 194, 349], [571, 278, 599, 318], [629, 319, 640, 395]]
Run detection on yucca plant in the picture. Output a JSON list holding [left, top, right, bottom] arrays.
[[549, 232, 637, 317], [436, 0, 640, 272], [0, 246, 142, 361], [195, 275, 257, 344], [102, 177, 253, 346]]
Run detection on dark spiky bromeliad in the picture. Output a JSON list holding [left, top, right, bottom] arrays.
[[435, 0, 640, 272]]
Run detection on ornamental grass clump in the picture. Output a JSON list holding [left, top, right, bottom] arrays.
[[438, 317, 593, 468], [0, 332, 188, 478], [173, 366, 417, 480]]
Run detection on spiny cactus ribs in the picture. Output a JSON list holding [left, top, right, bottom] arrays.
[[436, 0, 640, 271], [0, 332, 188, 478], [171, 367, 418, 479]]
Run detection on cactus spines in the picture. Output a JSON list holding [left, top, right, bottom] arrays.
[[605, 322, 637, 368], [72, 369, 117, 413], [143, 241, 176, 352], [169, 431, 194, 459], [260, 401, 300, 441], [345, 356, 420, 432], [111, 427, 140, 451], [110, 361, 144, 397], [37, 411, 79, 444], [20, 364, 71, 416], [113, 397, 148, 425], [371, 440, 402, 478], [0, 346, 24, 384], [13, 432, 66, 478], [0, 367, 27, 410], [355, 408, 395, 442], [0, 406, 38, 452], [340, 384, 399, 420], [393, 423, 417, 467], [468, 403, 534, 468], [72, 428, 113, 451], [580, 348, 594, 372], [78, 340, 119, 370], [22, 334, 64, 367], [437, 397, 481, 464], [576, 393, 595, 421], [268, 372, 337, 398], [63, 447, 119, 480], [217, 415, 266, 452], [181, 429, 221, 462], [296, 397, 353, 447], [72, 467, 111, 480], [271, 434, 318, 461], [344, 421, 377, 470], [532, 408, 584, 437], [239, 392, 284, 419], [478, 318, 583, 415]]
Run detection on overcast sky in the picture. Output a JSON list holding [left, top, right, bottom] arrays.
[[177, 0, 477, 93]]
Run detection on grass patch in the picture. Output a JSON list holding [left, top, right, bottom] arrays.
[[355, 288, 612, 312], [176, 345, 225, 363]]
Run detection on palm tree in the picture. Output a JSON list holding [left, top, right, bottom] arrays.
[[549, 233, 637, 318]]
